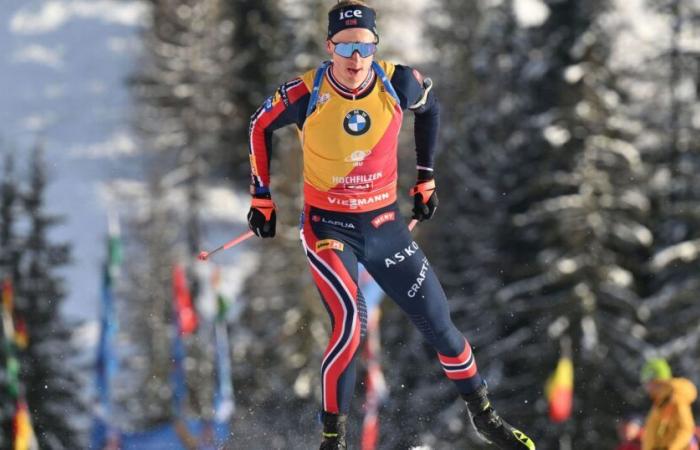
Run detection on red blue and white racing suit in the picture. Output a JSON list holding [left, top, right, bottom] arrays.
[[248, 60, 484, 414]]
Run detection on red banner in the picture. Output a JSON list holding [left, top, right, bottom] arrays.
[[172, 265, 198, 335]]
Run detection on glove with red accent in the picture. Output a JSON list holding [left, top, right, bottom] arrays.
[[409, 173, 438, 222], [247, 194, 276, 238]]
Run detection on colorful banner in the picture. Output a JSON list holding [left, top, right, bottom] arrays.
[[172, 265, 198, 335], [171, 265, 189, 416], [214, 292, 234, 423], [91, 219, 123, 449], [2, 277, 16, 340], [358, 265, 388, 450], [13, 399, 38, 450], [546, 356, 574, 423], [2, 277, 38, 449]]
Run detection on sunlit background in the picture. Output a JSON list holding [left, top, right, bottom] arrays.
[[1, 0, 699, 449]]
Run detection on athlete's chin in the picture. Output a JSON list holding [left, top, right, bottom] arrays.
[[346, 68, 368, 81]]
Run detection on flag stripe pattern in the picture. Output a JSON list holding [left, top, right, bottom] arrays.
[[301, 223, 360, 414], [438, 338, 478, 380]]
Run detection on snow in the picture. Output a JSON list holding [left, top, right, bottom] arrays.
[[543, 125, 571, 147], [98, 178, 248, 225], [605, 0, 669, 70], [68, 130, 138, 159], [378, 0, 431, 65], [652, 240, 700, 269], [564, 64, 585, 84], [513, 0, 550, 28]]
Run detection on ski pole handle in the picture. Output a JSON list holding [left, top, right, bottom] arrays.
[[198, 230, 255, 261]]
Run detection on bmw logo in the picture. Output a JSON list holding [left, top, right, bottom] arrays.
[[343, 109, 371, 136]]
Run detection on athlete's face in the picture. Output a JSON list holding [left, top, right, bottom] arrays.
[[326, 28, 376, 89]]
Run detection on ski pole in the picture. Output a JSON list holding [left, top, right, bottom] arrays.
[[198, 230, 255, 261], [200, 219, 418, 261]]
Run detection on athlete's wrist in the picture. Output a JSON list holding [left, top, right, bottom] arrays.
[[247, 194, 276, 238], [250, 185, 272, 199], [410, 176, 438, 222], [416, 167, 434, 181]]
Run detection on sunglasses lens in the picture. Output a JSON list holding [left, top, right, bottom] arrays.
[[334, 43, 354, 58], [358, 43, 376, 57], [334, 42, 376, 58]]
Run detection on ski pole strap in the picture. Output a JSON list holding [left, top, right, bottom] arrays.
[[409, 179, 436, 204], [306, 61, 332, 117], [251, 197, 275, 220]]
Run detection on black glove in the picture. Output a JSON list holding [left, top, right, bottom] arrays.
[[410, 176, 438, 222], [247, 194, 276, 238]]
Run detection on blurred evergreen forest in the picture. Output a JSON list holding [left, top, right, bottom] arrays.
[[0, 147, 84, 448], [123, 0, 700, 448], [2, 0, 699, 449]]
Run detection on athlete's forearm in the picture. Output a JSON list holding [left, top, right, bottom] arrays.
[[414, 92, 440, 171], [248, 103, 278, 193]]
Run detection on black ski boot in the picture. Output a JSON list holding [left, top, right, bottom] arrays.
[[319, 412, 347, 450], [462, 385, 536, 450]]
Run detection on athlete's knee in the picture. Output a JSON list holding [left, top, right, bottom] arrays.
[[432, 326, 467, 356], [332, 309, 365, 350], [407, 310, 455, 347]]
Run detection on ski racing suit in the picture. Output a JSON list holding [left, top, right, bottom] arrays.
[[248, 60, 484, 414]]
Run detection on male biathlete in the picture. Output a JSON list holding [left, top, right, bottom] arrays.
[[246, 1, 536, 449]]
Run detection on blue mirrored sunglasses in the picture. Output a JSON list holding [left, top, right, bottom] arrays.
[[331, 41, 377, 58]]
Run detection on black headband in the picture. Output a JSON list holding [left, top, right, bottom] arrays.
[[328, 5, 378, 41]]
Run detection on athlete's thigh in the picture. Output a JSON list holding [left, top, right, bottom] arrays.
[[301, 208, 360, 304], [361, 212, 450, 319]]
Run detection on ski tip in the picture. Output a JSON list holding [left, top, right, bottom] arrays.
[[197, 251, 209, 261]]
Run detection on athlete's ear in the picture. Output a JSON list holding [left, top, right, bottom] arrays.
[[325, 40, 334, 56]]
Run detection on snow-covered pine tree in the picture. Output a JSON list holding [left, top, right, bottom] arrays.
[[222, 0, 295, 184], [116, 180, 178, 429], [130, 0, 239, 252], [420, 0, 652, 448], [229, 1, 323, 446], [481, 1, 653, 447], [284, 0, 328, 73], [0, 152, 20, 448], [14, 145, 84, 449], [634, 0, 700, 388], [0, 153, 20, 274], [123, 0, 240, 428]]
